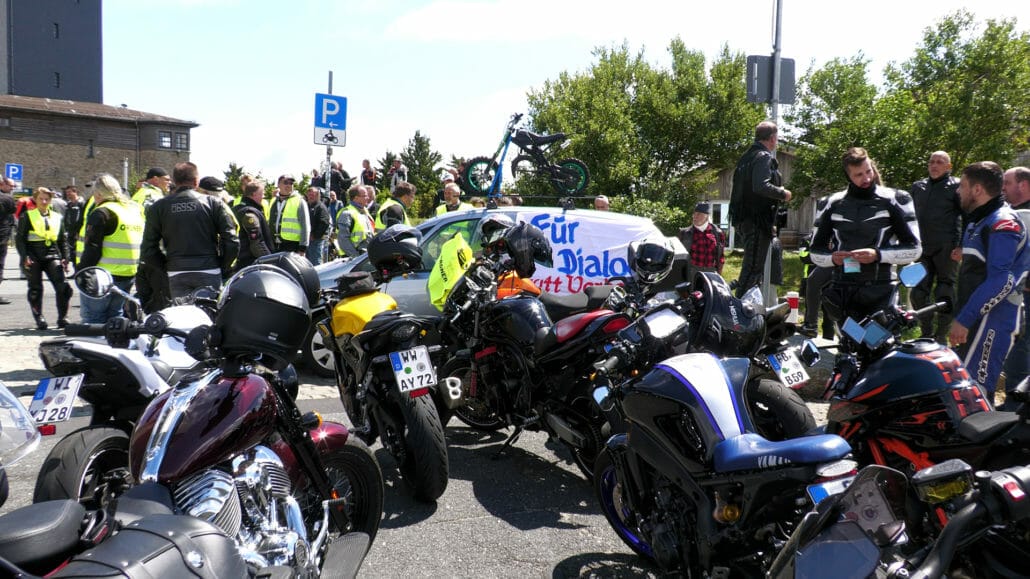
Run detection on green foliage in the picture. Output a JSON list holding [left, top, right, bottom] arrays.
[[609, 195, 689, 236], [398, 130, 444, 219], [222, 162, 246, 198]]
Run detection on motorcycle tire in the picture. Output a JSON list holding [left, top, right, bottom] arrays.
[[593, 448, 658, 563], [746, 378, 816, 441], [555, 158, 590, 194], [33, 426, 131, 509], [320, 437, 385, 545], [441, 358, 506, 432], [302, 316, 336, 378], [460, 156, 499, 196], [509, 154, 535, 179], [397, 395, 449, 502]]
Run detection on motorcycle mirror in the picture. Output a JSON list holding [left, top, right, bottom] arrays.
[[591, 383, 614, 413], [800, 340, 821, 367], [73, 266, 115, 298], [899, 262, 927, 288], [143, 313, 168, 335], [674, 281, 692, 299], [184, 325, 213, 361]]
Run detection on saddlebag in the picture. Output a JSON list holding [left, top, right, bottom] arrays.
[[51, 514, 247, 578]]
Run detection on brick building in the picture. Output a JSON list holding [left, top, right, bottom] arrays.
[[0, 94, 197, 190]]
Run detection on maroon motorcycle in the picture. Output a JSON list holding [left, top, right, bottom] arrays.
[[127, 265, 384, 576]]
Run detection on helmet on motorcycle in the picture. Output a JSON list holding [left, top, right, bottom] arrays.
[[252, 252, 321, 308], [691, 271, 766, 358], [478, 213, 514, 252], [211, 265, 310, 370], [502, 222, 552, 278], [628, 238, 675, 286], [367, 224, 423, 276]]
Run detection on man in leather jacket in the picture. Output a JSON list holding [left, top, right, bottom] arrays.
[[141, 162, 239, 298], [910, 151, 962, 343], [1002, 167, 1030, 400], [949, 162, 1030, 397], [809, 147, 922, 327], [729, 121, 792, 298]]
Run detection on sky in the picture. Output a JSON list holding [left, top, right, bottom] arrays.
[[102, 0, 1025, 182]]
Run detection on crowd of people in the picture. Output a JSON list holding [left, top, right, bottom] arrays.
[[727, 120, 1030, 405]]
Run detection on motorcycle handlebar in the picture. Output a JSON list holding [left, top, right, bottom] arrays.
[[63, 323, 108, 337], [907, 502, 985, 579], [911, 301, 951, 320]]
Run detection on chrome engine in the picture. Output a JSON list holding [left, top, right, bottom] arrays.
[[174, 445, 314, 571]]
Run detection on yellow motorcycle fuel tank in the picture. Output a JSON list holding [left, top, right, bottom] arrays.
[[332, 291, 398, 337]]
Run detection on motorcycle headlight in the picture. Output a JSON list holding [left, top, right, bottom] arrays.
[[390, 322, 420, 341], [39, 343, 84, 369]]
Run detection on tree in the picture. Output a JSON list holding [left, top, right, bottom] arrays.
[[399, 131, 443, 218]]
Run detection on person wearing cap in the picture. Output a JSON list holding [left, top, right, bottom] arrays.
[[268, 174, 311, 255], [594, 195, 610, 211], [435, 171, 455, 207], [141, 162, 239, 298], [678, 202, 726, 282], [77, 174, 145, 323], [198, 177, 241, 260], [305, 186, 332, 265], [233, 181, 274, 271], [376, 181, 415, 229], [132, 167, 170, 210], [435, 182, 473, 216], [337, 185, 374, 258], [15, 187, 72, 329]]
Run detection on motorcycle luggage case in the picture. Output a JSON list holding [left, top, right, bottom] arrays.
[[51, 514, 247, 578]]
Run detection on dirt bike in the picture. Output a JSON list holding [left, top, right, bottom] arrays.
[[460, 112, 589, 197]]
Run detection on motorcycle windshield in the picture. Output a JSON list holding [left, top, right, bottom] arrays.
[[0, 380, 41, 466], [795, 521, 880, 579]]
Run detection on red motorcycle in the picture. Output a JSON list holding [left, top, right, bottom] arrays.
[[127, 265, 384, 575]]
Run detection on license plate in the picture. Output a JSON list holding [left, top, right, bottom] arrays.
[[28, 374, 84, 424], [389, 346, 437, 393], [768, 350, 810, 389], [807, 475, 855, 505]]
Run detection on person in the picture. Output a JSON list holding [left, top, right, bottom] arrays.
[[0, 177, 17, 304], [435, 183, 473, 216], [809, 147, 922, 327], [948, 162, 1030, 399], [326, 190, 343, 226], [909, 151, 963, 343], [1001, 166, 1030, 398], [388, 159, 408, 193], [678, 202, 725, 281], [233, 181, 274, 271], [360, 159, 377, 187], [799, 197, 834, 338], [15, 187, 72, 329], [376, 181, 414, 229], [435, 171, 455, 206], [593, 195, 610, 211], [198, 176, 235, 206], [141, 162, 239, 298], [268, 174, 311, 255], [305, 186, 332, 265], [62, 185, 85, 266], [76, 174, 144, 323], [729, 121, 792, 298], [131, 167, 170, 210], [337, 185, 374, 258]]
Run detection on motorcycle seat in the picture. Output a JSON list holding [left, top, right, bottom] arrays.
[[957, 410, 1020, 445], [513, 129, 566, 147], [712, 433, 851, 473], [534, 309, 613, 355], [0, 499, 85, 572], [539, 285, 614, 321]]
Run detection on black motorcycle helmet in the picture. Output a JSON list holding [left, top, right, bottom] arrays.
[[478, 213, 514, 252], [691, 271, 766, 358], [367, 224, 423, 277], [253, 251, 321, 308], [502, 222, 552, 278], [627, 238, 675, 286], [210, 265, 310, 371]]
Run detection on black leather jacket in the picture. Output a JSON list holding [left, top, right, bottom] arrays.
[[810, 184, 922, 283], [141, 187, 239, 274], [910, 174, 961, 249], [729, 141, 787, 228]]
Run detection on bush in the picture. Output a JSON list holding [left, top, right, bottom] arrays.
[[609, 196, 689, 236]]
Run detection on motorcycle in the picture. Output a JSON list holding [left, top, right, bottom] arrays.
[[31, 266, 221, 507], [460, 112, 590, 197], [313, 225, 455, 502], [123, 264, 384, 574], [767, 459, 1030, 578], [588, 296, 856, 575]]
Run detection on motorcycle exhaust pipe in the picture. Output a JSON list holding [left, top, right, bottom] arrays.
[[439, 376, 465, 410], [546, 413, 586, 448]]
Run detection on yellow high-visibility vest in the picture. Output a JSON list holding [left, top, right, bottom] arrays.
[[26, 208, 60, 245], [96, 201, 144, 277]]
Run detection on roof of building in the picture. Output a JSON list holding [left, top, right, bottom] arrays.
[[0, 94, 198, 127]]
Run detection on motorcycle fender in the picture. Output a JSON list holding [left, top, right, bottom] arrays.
[[272, 421, 350, 491]]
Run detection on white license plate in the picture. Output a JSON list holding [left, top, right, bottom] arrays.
[[768, 350, 810, 389], [28, 374, 84, 424], [807, 475, 855, 506], [389, 346, 437, 393]]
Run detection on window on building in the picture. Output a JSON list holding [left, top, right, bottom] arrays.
[[53, 72, 60, 88], [158, 131, 172, 149], [0, 118, 10, 127], [175, 132, 189, 151], [53, 23, 60, 39], [87, 140, 95, 158]]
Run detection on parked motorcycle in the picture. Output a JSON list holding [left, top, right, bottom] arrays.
[[126, 264, 384, 574], [767, 459, 1030, 578], [588, 297, 856, 575], [313, 225, 454, 502]]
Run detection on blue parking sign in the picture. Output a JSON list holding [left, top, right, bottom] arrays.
[[314, 94, 347, 146], [5, 163, 22, 181]]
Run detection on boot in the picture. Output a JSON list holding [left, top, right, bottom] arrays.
[[33, 312, 48, 331], [56, 283, 72, 329]]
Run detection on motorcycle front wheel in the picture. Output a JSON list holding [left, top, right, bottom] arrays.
[[319, 437, 385, 545], [460, 156, 499, 195], [396, 395, 449, 502], [441, 358, 506, 432], [593, 449, 657, 562], [746, 378, 816, 440], [555, 158, 590, 194], [33, 425, 131, 509]]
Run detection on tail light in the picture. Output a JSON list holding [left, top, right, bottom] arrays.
[[601, 316, 631, 334]]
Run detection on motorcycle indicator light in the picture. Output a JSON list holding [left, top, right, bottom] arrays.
[[1003, 480, 1026, 501], [39, 343, 83, 367]]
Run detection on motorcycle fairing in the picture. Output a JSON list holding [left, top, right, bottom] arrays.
[[655, 353, 745, 441], [67, 340, 170, 398], [712, 433, 852, 473]]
